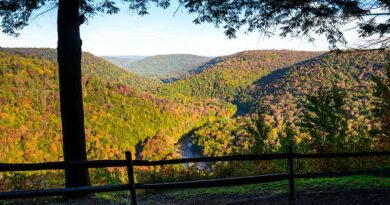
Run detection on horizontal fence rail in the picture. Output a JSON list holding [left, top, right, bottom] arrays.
[[2, 151, 389, 172], [136, 173, 289, 190], [0, 184, 130, 200], [0, 160, 128, 172], [0, 149, 389, 205], [134, 153, 290, 166], [294, 151, 390, 159]]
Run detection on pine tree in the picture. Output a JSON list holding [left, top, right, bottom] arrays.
[[300, 87, 349, 152], [247, 110, 271, 153]]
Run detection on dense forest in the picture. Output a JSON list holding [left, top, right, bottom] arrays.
[[158, 51, 322, 105], [194, 51, 388, 159], [0, 48, 389, 190], [0, 48, 235, 164]]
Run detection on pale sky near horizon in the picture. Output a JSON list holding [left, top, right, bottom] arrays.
[[0, 2, 351, 57]]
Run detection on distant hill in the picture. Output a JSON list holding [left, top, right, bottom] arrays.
[[126, 54, 211, 77], [0, 48, 161, 92], [160, 56, 225, 83], [102, 56, 146, 68], [158, 50, 323, 104]]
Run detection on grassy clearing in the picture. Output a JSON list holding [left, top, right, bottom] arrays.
[[1, 175, 388, 204], [159, 175, 390, 198]]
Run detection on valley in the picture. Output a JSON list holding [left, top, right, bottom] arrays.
[[0, 48, 389, 190]]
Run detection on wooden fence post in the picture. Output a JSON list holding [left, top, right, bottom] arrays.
[[288, 145, 295, 200], [125, 151, 137, 205]]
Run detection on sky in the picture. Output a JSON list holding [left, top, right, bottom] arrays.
[[0, 2, 338, 57]]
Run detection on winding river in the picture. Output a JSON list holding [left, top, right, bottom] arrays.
[[176, 134, 207, 169]]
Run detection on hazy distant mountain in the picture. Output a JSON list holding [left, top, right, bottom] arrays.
[[102, 55, 146, 68], [126, 54, 211, 77]]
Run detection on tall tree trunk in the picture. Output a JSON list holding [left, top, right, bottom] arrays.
[[57, 0, 90, 189]]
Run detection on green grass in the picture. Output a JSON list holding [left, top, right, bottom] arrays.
[[162, 175, 390, 198], [1, 175, 388, 204]]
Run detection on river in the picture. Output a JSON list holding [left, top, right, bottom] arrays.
[[176, 134, 208, 169]]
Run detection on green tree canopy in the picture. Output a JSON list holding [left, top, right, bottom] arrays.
[[300, 87, 349, 152], [3, 0, 390, 48]]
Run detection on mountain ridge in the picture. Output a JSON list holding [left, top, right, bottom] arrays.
[[125, 54, 211, 78]]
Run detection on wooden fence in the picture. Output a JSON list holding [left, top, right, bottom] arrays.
[[0, 146, 389, 205]]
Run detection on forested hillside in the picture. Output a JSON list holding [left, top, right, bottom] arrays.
[[0, 48, 235, 164], [126, 54, 211, 78], [159, 50, 322, 105], [194, 51, 388, 160], [0, 48, 162, 92], [250, 51, 385, 150]]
